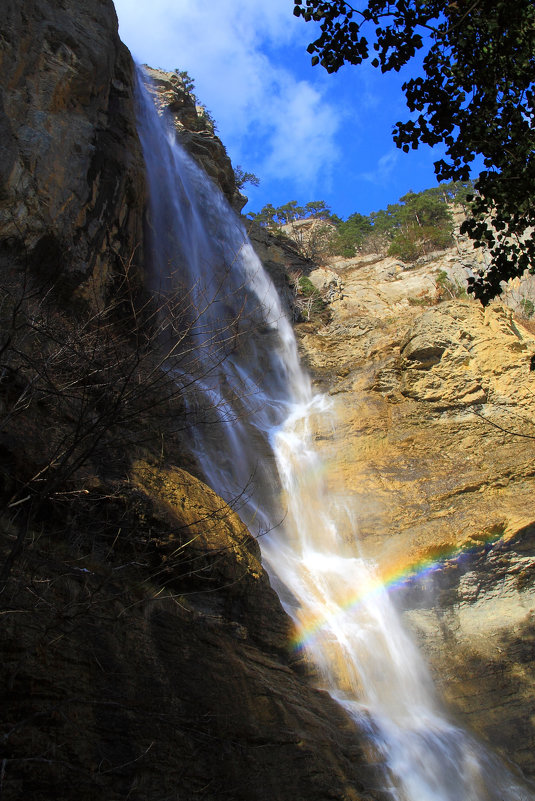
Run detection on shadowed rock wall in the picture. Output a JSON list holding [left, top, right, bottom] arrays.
[[0, 0, 146, 302], [0, 3, 378, 800]]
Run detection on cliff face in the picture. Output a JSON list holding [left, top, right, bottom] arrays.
[[2, 0, 535, 797], [0, 0, 146, 303], [2, 461, 377, 801], [0, 3, 376, 800], [142, 66, 246, 212], [297, 249, 535, 779]]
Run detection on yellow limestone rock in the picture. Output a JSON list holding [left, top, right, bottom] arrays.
[[296, 251, 535, 778], [131, 460, 264, 581]]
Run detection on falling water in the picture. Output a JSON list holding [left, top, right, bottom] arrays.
[[136, 70, 533, 801]]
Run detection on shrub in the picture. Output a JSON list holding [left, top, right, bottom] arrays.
[[389, 224, 453, 263], [435, 269, 467, 300], [287, 272, 327, 321], [520, 298, 535, 319]]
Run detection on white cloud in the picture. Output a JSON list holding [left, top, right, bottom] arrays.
[[113, 0, 340, 189], [264, 80, 339, 188], [361, 150, 400, 185]]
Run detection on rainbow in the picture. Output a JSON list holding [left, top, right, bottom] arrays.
[[291, 529, 505, 651]]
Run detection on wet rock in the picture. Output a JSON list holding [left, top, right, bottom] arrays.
[[400, 520, 535, 778], [296, 249, 535, 778], [142, 66, 246, 212]]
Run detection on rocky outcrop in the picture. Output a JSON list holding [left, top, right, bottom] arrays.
[[0, 0, 146, 304], [246, 219, 315, 313], [279, 217, 337, 261], [142, 66, 246, 212], [130, 460, 292, 653], [296, 250, 535, 779], [400, 521, 535, 779], [1, 461, 379, 801]]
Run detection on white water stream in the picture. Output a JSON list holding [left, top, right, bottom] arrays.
[[136, 71, 533, 801]]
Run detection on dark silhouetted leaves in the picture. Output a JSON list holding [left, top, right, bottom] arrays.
[[293, 0, 535, 303]]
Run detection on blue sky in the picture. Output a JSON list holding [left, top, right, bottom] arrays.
[[113, 0, 447, 220]]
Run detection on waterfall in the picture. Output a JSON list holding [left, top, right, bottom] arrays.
[[135, 69, 533, 801]]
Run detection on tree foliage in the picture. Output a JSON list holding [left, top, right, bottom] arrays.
[[293, 0, 535, 303], [250, 182, 467, 259], [248, 199, 333, 227], [330, 212, 372, 256], [233, 165, 260, 190], [331, 182, 464, 257]]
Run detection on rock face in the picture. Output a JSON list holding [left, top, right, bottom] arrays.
[[0, 2, 378, 800], [296, 249, 535, 780], [246, 219, 314, 313], [401, 522, 535, 780], [0, 0, 146, 303], [1, 463, 378, 801], [3, 0, 535, 796], [142, 66, 246, 212]]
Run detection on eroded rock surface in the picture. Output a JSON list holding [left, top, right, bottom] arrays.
[[142, 66, 246, 212], [1, 464, 378, 801], [0, 3, 378, 800], [0, 0, 146, 303], [297, 250, 535, 779], [400, 522, 535, 779]]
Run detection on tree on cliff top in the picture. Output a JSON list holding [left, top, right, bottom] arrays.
[[233, 165, 260, 190], [293, 0, 535, 304]]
